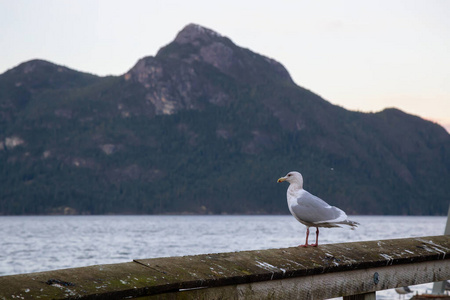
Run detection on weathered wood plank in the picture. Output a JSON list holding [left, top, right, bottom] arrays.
[[137, 260, 449, 299], [0, 235, 449, 299]]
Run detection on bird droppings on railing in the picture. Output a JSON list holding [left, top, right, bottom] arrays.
[[255, 261, 285, 274], [323, 254, 342, 267], [416, 238, 449, 259], [379, 254, 394, 266]]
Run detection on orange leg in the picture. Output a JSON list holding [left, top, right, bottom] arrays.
[[299, 227, 310, 247], [310, 227, 319, 247], [299, 227, 319, 247]]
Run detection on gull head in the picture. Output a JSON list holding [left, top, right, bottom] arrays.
[[277, 171, 304, 188]]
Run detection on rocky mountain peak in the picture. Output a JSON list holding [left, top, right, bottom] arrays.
[[152, 24, 293, 84], [174, 23, 224, 45], [125, 24, 293, 116]]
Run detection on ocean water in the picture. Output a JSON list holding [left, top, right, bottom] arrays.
[[0, 215, 447, 299]]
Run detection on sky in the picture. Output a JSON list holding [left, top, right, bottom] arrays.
[[1, 0, 449, 132]]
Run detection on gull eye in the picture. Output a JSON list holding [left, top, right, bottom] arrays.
[[287, 174, 291, 177]]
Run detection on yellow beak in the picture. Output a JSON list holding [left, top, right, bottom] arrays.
[[277, 177, 286, 183]]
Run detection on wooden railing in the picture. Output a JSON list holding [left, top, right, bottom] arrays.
[[1, 235, 449, 299]]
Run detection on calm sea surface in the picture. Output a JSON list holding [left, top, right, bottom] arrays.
[[0, 215, 447, 299]]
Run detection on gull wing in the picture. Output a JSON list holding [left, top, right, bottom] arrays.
[[290, 190, 347, 226]]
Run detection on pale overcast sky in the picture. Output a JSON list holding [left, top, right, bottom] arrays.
[[1, 0, 449, 132]]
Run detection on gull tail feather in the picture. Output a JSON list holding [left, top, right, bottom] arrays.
[[337, 219, 360, 230]]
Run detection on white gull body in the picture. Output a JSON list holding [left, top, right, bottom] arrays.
[[278, 171, 359, 247]]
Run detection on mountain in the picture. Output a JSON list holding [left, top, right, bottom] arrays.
[[1, 24, 449, 215]]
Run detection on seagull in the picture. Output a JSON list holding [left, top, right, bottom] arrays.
[[277, 171, 359, 247]]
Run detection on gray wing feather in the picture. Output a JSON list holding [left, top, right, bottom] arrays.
[[291, 191, 345, 225]]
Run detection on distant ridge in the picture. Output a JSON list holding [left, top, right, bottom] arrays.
[[0, 24, 449, 215]]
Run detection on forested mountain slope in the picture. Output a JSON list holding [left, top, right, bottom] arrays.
[[1, 24, 449, 215]]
